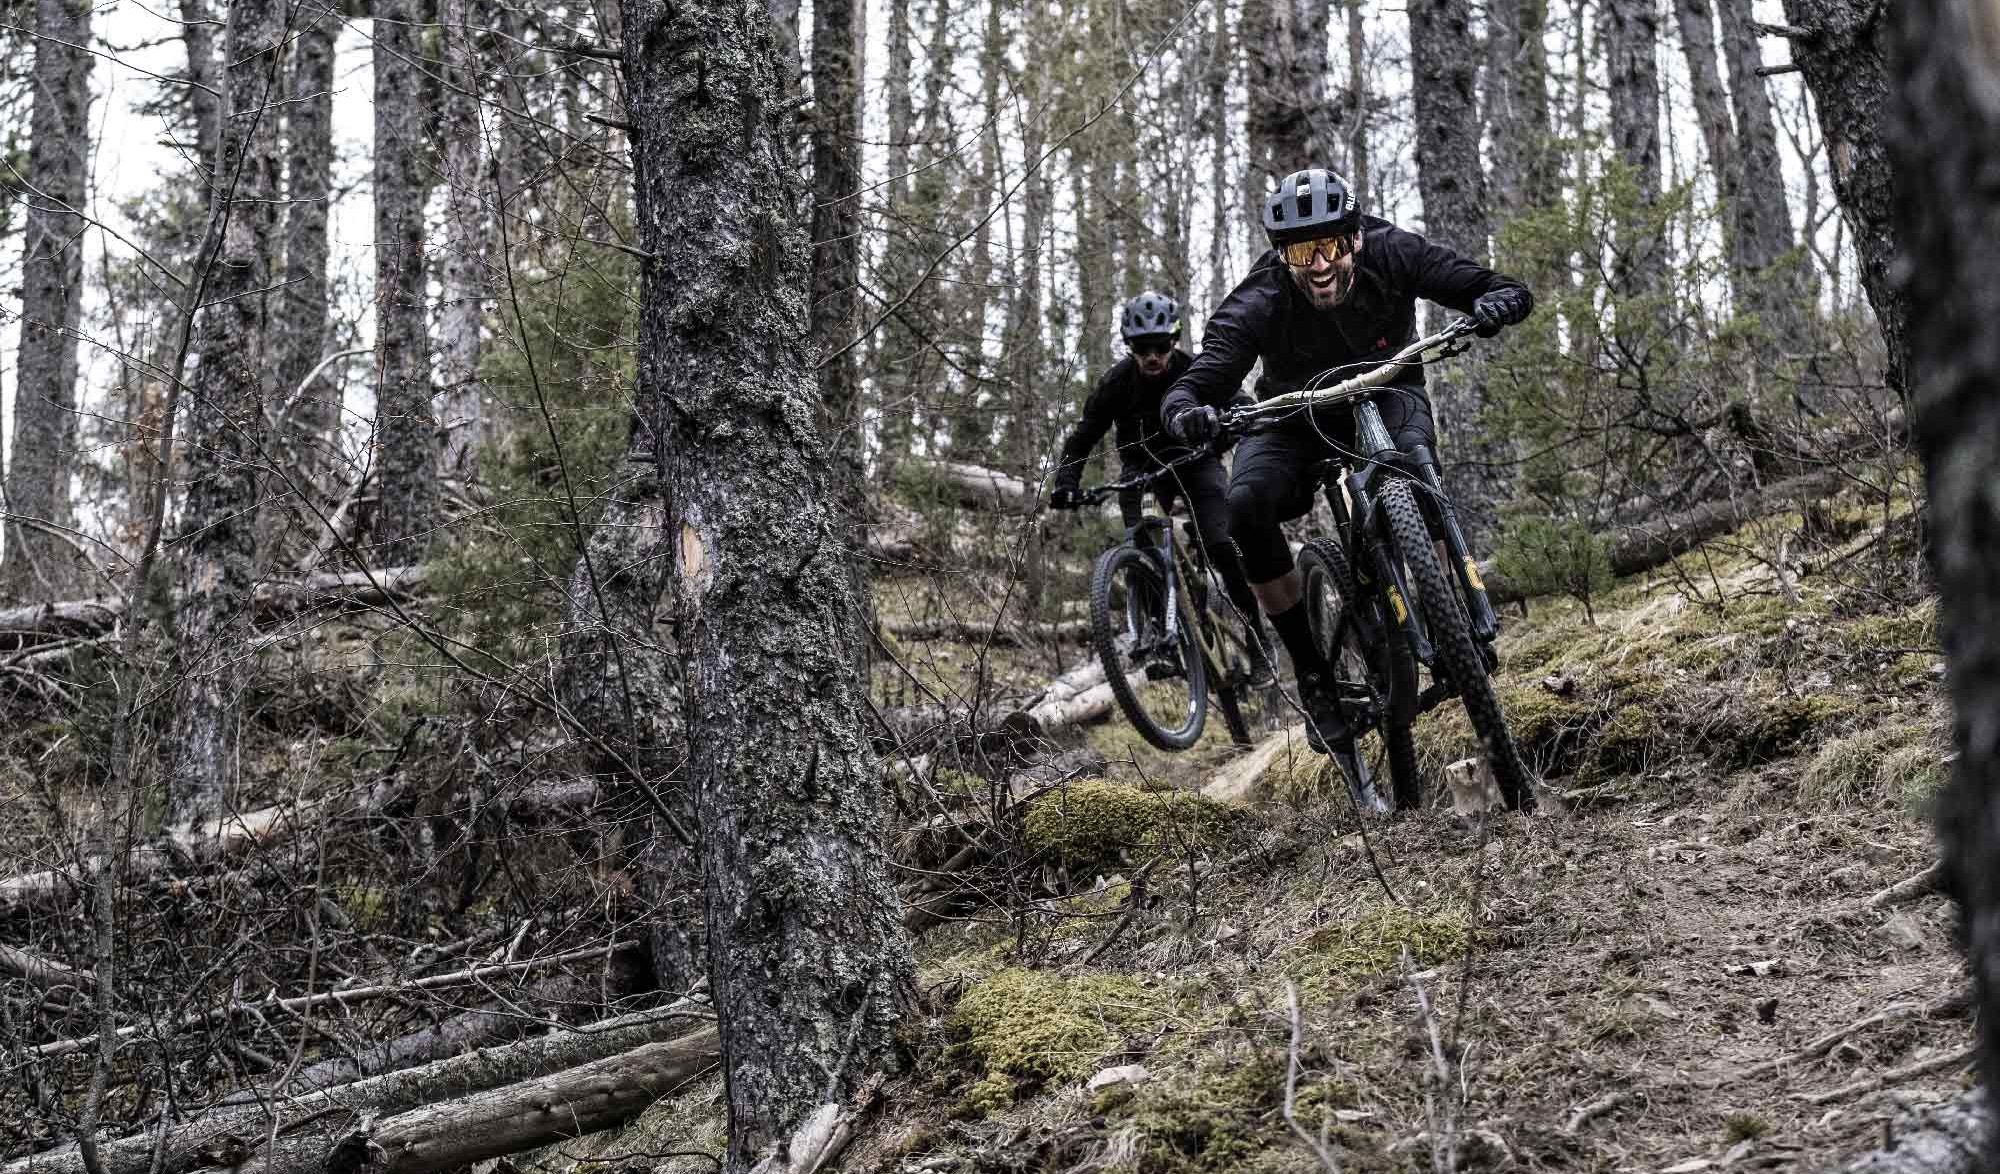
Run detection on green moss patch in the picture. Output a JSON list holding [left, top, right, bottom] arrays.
[[1108, 1055, 1333, 1172], [1024, 780, 1240, 875], [948, 968, 1162, 1115], [1798, 716, 1951, 811], [1292, 903, 1472, 984]]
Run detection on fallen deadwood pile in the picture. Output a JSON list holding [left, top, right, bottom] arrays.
[[3, 1004, 717, 1174], [1835, 1086, 1986, 1173], [881, 615, 1091, 647], [0, 566, 427, 656]]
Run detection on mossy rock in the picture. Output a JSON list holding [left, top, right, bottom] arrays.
[[1108, 1054, 1330, 1172], [1725, 692, 1857, 767], [1023, 780, 1240, 875], [947, 967, 1161, 1115], [1292, 903, 1471, 985]]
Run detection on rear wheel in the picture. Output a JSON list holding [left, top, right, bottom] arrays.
[[1379, 480, 1535, 811], [1090, 544, 1208, 751], [1295, 538, 1420, 809]]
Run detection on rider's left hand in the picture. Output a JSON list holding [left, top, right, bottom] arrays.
[[1471, 288, 1530, 338]]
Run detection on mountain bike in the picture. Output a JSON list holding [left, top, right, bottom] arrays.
[[1062, 456, 1257, 751], [1220, 316, 1534, 812]]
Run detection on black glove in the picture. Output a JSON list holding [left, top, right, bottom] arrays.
[[1470, 287, 1530, 338], [1050, 486, 1084, 510], [1168, 405, 1220, 445], [1228, 392, 1257, 412]]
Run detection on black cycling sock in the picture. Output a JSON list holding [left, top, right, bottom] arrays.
[[1268, 600, 1329, 679]]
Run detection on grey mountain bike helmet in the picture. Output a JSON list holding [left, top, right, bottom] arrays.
[[1262, 168, 1361, 246], [1120, 291, 1182, 342]]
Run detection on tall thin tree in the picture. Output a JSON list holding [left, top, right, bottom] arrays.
[[621, 0, 916, 1168], [1601, 0, 1666, 296], [278, 0, 336, 476], [1243, 0, 1334, 183], [1409, 0, 1505, 544], [1715, 0, 1805, 336], [438, 0, 488, 477], [373, 0, 437, 561], [1, 0, 92, 601], [167, 0, 284, 827]]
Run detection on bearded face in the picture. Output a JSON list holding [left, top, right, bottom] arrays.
[[1281, 231, 1362, 310]]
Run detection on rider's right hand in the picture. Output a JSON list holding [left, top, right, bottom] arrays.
[[1050, 486, 1085, 510], [1168, 405, 1220, 446]]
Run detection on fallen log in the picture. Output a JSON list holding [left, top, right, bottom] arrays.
[[882, 615, 1091, 646], [1, 1003, 712, 1174], [231, 1028, 721, 1174], [919, 459, 1037, 511], [1015, 657, 1115, 734], [29, 942, 634, 1059], [0, 943, 95, 993], [0, 566, 426, 655], [1482, 468, 1847, 604]]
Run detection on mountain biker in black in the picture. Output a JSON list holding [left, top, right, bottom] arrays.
[[1159, 168, 1534, 752], [1051, 292, 1275, 686]]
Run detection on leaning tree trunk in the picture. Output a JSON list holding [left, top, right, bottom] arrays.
[[1672, 0, 1742, 255], [1601, 0, 1666, 298], [1779, 0, 1904, 396], [1243, 0, 1334, 184], [1890, 0, 2000, 1168], [373, 0, 437, 562], [1408, 0, 1504, 548], [1716, 0, 1807, 343], [622, 1, 916, 1170], [1, 0, 92, 602], [166, 0, 283, 829], [437, 0, 488, 479]]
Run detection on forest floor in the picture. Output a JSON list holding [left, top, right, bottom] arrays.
[[526, 480, 1971, 1173]]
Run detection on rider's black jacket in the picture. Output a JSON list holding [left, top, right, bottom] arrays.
[[1158, 216, 1532, 428], [1052, 348, 1196, 493]]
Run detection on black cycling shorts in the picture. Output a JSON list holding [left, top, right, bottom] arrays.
[[1119, 452, 1233, 550], [1227, 387, 1438, 582]]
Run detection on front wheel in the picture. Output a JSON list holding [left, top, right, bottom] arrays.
[[1379, 480, 1535, 811], [1090, 544, 1208, 751], [1295, 538, 1420, 809]]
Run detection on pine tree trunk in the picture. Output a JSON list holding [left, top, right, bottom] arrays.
[[277, 2, 335, 475], [875, 0, 914, 483], [1244, 0, 1334, 184], [622, 1, 917, 1168], [1, 0, 91, 602], [180, 0, 221, 181], [373, 0, 437, 561], [1492, 0, 1557, 211], [810, 0, 867, 547], [1716, 0, 1806, 338], [1889, 0, 2000, 1163], [1346, 0, 1369, 208], [1672, 0, 1741, 261], [1409, 0, 1503, 545], [1778, 0, 1902, 394], [437, 0, 487, 479], [1204, 0, 1232, 317], [1602, 0, 1666, 296], [166, 0, 283, 828]]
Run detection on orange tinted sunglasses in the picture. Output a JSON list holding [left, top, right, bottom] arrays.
[[1279, 233, 1359, 267]]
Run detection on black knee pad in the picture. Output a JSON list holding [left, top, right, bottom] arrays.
[[1228, 483, 1293, 582]]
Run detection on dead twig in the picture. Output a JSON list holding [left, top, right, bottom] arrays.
[[1799, 1044, 1977, 1106], [1727, 993, 1969, 1083], [1866, 861, 1942, 909], [1282, 980, 1344, 1173], [1563, 1090, 1628, 1134]]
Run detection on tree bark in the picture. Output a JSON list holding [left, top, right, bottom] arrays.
[[372, 0, 437, 561], [1673, 0, 1741, 247], [179, 0, 222, 181], [277, 0, 336, 469], [1409, 0, 1503, 546], [1489, 0, 1556, 214], [437, 0, 487, 478], [1243, 0, 1334, 185], [1779, 0, 1904, 396], [1602, 0, 1666, 297], [1716, 0, 1806, 336], [1, 0, 92, 603], [623, 0, 916, 1167], [166, 0, 284, 828], [1890, 0, 2000, 1166], [875, 0, 915, 483], [3, 1008, 711, 1174]]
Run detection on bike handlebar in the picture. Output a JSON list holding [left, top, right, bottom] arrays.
[[1218, 316, 1481, 435], [1065, 443, 1223, 507]]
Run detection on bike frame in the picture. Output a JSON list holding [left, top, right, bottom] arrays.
[[1223, 319, 1502, 663], [1086, 458, 1237, 687]]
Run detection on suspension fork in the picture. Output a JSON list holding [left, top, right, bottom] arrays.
[[1406, 443, 1499, 642]]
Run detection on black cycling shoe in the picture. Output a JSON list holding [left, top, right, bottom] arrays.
[[1296, 672, 1354, 754]]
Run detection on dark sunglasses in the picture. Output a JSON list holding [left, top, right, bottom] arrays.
[[1130, 338, 1175, 357]]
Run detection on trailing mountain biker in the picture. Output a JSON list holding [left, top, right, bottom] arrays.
[[1050, 291, 1275, 686], [1159, 167, 1535, 752]]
